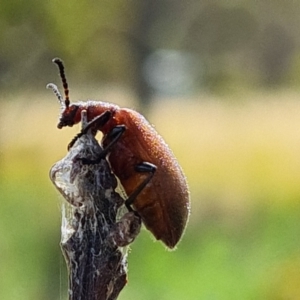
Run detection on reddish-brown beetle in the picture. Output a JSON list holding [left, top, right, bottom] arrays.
[[48, 58, 190, 249]]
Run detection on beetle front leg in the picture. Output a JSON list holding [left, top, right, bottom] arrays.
[[81, 125, 126, 164], [125, 162, 157, 211], [68, 110, 112, 150]]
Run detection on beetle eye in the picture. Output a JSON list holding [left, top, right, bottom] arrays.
[[58, 105, 79, 128]]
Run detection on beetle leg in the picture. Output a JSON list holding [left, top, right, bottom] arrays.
[[101, 125, 126, 158], [83, 111, 112, 134], [68, 111, 112, 150], [81, 125, 126, 164], [125, 162, 157, 211]]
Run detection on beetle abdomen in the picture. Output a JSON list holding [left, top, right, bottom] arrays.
[[107, 109, 190, 248]]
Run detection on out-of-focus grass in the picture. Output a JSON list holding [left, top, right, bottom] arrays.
[[151, 91, 300, 210], [1, 90, 300, 299]]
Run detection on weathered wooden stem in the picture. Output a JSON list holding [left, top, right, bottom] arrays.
[[50, 111, 141, 300]]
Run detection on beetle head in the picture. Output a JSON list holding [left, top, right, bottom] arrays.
[[57, 104, 81, 128]]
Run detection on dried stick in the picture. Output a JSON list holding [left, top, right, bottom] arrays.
[[50, 111, 141, 300]]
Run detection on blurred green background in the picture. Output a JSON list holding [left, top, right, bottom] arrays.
[[1, 1, 300, 299]]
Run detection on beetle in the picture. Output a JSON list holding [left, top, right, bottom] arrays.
[[48, 58, 190, 249]]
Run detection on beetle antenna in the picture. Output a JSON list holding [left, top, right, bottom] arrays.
[[46, 83, 65, 108], [52, 58, 70, 108]]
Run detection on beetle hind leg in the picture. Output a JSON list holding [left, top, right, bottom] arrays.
[[125, 162, 157, 211]]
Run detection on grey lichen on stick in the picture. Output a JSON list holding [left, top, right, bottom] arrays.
[[50, 110, 141, 300]]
